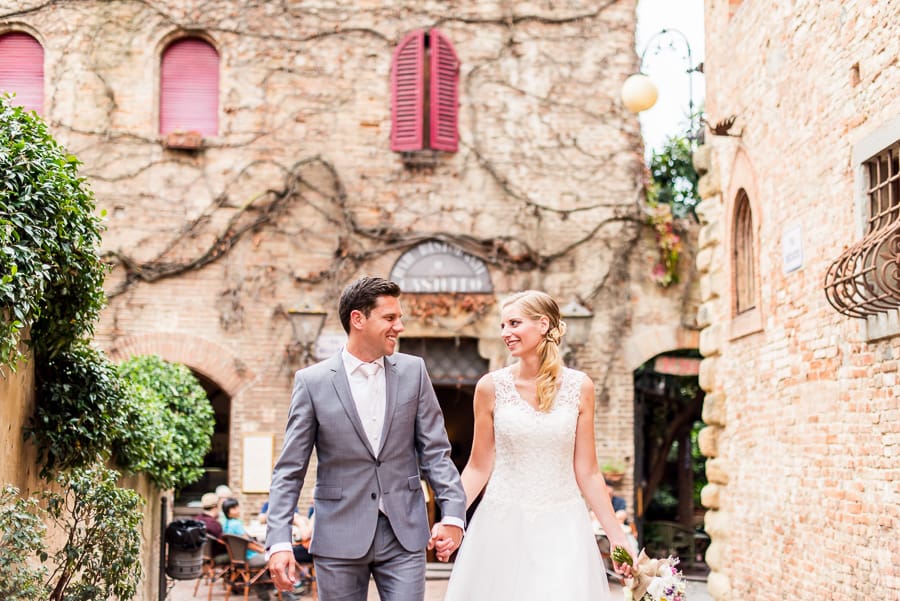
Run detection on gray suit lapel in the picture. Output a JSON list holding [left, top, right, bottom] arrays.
[[328, 353, 376, 458], [378, 354, 400, 456]]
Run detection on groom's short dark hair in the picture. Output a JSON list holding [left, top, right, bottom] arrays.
[[339, 277, 401, 333]]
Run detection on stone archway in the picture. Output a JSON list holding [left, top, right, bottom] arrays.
[[107, 332, 255, 398]]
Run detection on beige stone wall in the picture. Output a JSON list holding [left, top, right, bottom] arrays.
[[698, 1, 900, 599], [2, 0, 698, 522], [1, 362, 162, 601], [0, 360, 39, 491]]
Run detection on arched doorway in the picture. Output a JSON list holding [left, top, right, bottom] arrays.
[[401, 337, 488, 546], [633, 349, 709, 573], [176, 371, 231, 505]]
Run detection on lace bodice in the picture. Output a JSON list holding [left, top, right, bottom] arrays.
[[481, 366, 585, 511]]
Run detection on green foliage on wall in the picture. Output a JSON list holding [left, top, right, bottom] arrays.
[[116, 355, 215, 490], [29, 342, 130, 475], [648, 135, 700, 220], [0, 96, 107, 367], [645, 134, 700, 287]]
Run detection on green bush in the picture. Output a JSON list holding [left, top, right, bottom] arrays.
[[0, 466, 143, 601], [29, 342, 129, 475], [116, 355, 214, 490], [0, 95, 107, 367], [0, 486, 47, 601]]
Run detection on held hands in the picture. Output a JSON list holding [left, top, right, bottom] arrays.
[[268, 550, 297, 592], [427, 523, 463, 562]]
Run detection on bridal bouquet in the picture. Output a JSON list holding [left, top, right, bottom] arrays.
[[612, 546, 686, 601]]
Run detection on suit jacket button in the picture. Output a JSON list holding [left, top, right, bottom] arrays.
[[376, 460, 382, 467], [371, 492, 377, 500]]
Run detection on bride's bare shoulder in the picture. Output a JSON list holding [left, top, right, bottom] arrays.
[[475, 372, 497, 394]]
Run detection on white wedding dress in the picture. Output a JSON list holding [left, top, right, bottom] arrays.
[[444, 366, 611, 601]]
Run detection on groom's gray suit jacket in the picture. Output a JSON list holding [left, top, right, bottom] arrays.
[[265, 351, 466, 560]]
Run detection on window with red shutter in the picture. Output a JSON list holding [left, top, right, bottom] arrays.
[[429, 29, 459, 152], [160, 37, 219, 137], [390, 29, 459, 154], [0, 32, 44, 115], [391, 30, 425, 152]]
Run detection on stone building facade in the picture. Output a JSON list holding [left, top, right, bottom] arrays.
[[1, 0, 699, 551], [696, 1, 899, 599]]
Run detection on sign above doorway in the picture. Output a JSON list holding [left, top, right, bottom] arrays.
[[390, 240, 493, 294]]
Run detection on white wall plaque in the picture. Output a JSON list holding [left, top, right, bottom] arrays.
[[241, 434, 274, 493], [782, 222, 803, 273]]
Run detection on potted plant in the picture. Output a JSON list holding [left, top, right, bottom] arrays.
[[601, 458, 627, 484]]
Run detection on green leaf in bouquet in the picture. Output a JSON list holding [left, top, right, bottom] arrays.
[[611, 545, 633, 566]]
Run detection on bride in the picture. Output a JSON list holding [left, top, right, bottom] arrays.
[[436, 290, 635, 600]]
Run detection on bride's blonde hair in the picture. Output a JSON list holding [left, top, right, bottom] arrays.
[[501, 290, 567, 412]]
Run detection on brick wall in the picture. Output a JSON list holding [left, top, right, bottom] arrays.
[[2, 0, 699, 521], [698, 1, 900, 599]]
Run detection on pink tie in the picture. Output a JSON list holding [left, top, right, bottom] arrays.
[[358, 362, 382, 446]]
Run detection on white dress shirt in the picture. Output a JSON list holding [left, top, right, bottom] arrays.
[[342, 349, 387, 455]]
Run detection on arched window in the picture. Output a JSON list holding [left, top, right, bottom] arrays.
[[732, 189, 756, 314], [390, 29, 459, 153], [160, 37, 219, 137], [0, 32, 44, 115]]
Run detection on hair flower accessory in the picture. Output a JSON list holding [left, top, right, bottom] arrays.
[[546, 321, 567, 345]]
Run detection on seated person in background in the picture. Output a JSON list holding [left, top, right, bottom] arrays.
[[605, 478, 629, 524], [222, 498, 267, 567], [598, 479, 638, 552], [291, 511, 314, 561], [259, 498, 315, 565], [194, 492, 228, 563], [215, 485, 235, 527], [257, 498, 309, 524]]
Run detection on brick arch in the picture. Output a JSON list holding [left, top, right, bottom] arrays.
[[106, 332, 255, 398], [725, 146, 761, 230], [624, 325, 699, 372]]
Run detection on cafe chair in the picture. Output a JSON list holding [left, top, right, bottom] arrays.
[[222, 533, 282, 601], [193, 535, 231, 600]]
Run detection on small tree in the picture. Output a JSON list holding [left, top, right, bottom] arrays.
[[0, 466, 144, 601], [116, 355, 215, 490]]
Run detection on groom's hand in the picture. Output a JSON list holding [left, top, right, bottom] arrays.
[[428, 523, 463, 562], [268, 550, 296, 591]]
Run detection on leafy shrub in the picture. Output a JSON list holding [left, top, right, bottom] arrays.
[[0, 466, 144, 601], [0, 95, 107, 367], [0, 486, 47, 601], [29, 342, 129, 475], [116, 355, 214, 490]]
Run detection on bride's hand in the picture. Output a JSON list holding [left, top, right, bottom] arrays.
[[612, 559, 634, 578], [428, 523, 463, 562]]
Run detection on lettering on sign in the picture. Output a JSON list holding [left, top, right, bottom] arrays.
[[390, 241, 493, 293]]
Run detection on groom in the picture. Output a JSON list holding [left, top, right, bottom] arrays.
[[265, 277, 466, 600]]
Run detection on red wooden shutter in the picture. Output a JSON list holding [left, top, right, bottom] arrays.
[[160, 38, 219, 136], [391, 30, 425, 151], [0, 32, 44, 115], [429, 29, 459, 152]]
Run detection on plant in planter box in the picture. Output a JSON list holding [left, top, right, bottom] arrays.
[[601, 458, 627, 483]]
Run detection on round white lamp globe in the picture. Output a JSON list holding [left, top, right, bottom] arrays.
[[621, 73, 659, 113]]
